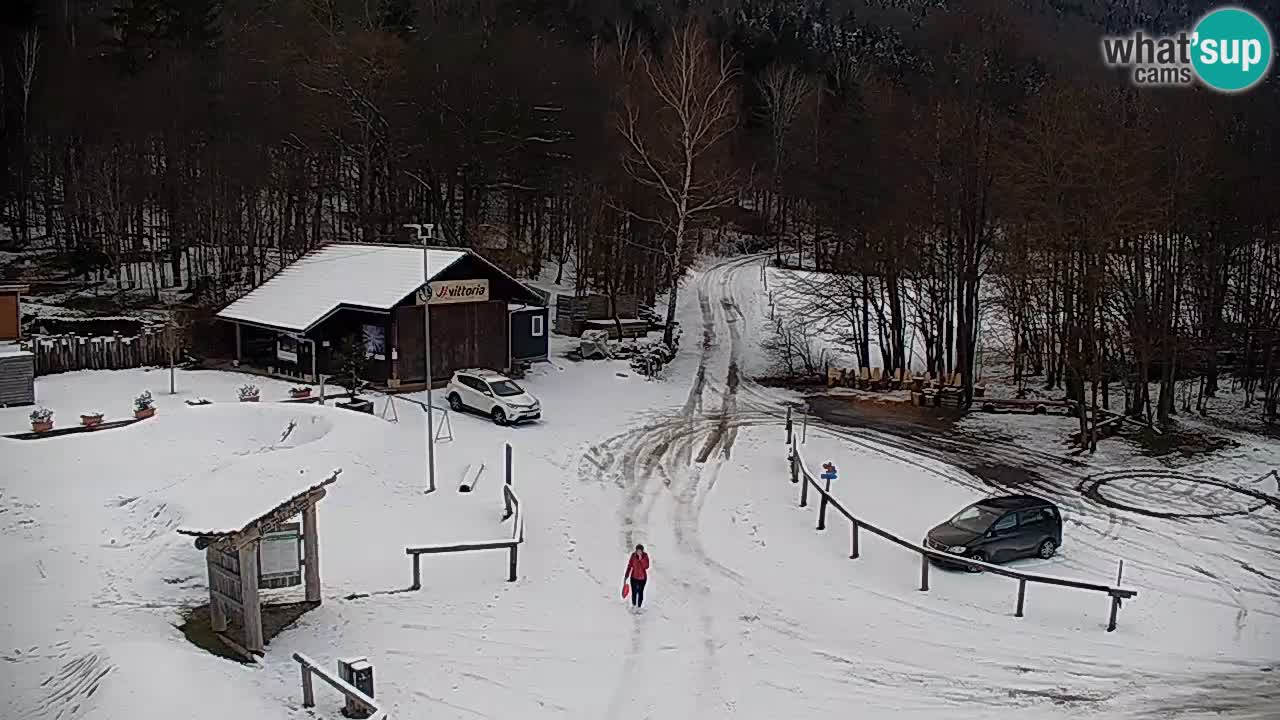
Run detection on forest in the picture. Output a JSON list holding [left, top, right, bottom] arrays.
[[1, 0, 1278, 442]]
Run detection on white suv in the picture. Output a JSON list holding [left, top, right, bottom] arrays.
[[446, 369, 541, 425]]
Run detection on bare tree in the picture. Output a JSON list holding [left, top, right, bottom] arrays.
[[616, 20, 740, 345], [758, 65, 812, 264]]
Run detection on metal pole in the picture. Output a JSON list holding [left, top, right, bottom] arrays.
[[412, 223, 438, 494]]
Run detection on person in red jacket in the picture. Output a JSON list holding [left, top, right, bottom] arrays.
[[625, 544, 650, 609]]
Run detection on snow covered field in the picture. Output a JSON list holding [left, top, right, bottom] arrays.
[[2, 255, 1279, 719]]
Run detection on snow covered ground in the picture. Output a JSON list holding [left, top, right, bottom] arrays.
[[2, 255, 1279, 720]]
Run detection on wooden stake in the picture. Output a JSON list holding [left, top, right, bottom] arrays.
[[301, 664, 315, 707], [1015, 578, 1027, 617], [238, 542, 264, 654], [302, 503, 321, 603], [919, 552, 930, 591]]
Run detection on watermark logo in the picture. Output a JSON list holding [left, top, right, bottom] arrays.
[[1101, 6, 1273, 92]]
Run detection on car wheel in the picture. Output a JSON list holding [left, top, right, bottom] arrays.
[[448, 393, 463, 412], [967, 551, 987, 573], [1037, 539, 1057, 559], [491, 407, 507, 426]]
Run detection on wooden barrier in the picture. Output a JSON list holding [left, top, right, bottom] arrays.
[[28, 329, 180, 376], [789, 442, 1138, 631], [406, 480, 524, 589], [293, 652, 384, 719]]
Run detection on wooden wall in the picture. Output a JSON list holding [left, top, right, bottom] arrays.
[[394, 301, 509, 383]]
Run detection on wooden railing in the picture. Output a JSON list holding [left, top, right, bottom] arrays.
[[788, 441, 1139, 631], [406, 447, 525, 589], [293, 652, 385, 719]]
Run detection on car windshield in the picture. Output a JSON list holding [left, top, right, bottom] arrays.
[[948, 504, 1002, 533], [489, 380, 525, 397]]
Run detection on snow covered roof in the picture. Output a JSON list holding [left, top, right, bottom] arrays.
[[216, 244, 467, 332], [176, 468, 341, 539]]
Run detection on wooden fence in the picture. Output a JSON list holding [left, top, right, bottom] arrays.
[[28, 329, 178, 376], [405, 444, 525, 588], [787, 440, 1138, 631], [293, 652, 385, 720]]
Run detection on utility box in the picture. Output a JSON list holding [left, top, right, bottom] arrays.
[[337, 657, 374, 718]]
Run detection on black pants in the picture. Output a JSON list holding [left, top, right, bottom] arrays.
[[630, 577, 647, 607]]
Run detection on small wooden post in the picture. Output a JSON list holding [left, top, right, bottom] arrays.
[[206, 547, 227, 633], [508, 544, 518, 582], [817, 490, 828, 530], [411, 554, 421, 590], [1107, 594, 1121, 632], [785, 406, 793, 445], [1116, 559, 1124, 586], [789, 445, 798, 484], [799, 474, 809, 508], [302, 502, 321, 603], [849, 521, 860, 559], [301, 664, 315, 707], [919, 550, 930, 591], [503, 443, 514, 520], [238, 541, 264, 654], [802, 405, 809, 443], [1015, 578, 1027, 617]]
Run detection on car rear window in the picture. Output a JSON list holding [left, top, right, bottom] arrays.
[[1019, 508, 1055, 526]]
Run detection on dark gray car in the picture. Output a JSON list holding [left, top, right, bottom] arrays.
[[924, 495, 1062, 570]]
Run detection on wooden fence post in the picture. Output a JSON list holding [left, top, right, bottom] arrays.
[[508, 544, 518, 582], [411, 555, 421, 590], [789, 445, 798, 484], [799, 474, 809, 508], [849, 521, 860, 559], [301, 664, 315, 707], [1107, 595, 1121, 632], [1015, 578, 1027, 617], [919, 551, 930, 591], [785, 406, 793, 445], [503, 443, 514, 521], [817, 491, 828, 530]]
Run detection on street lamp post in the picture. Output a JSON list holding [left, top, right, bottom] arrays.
[[405, 222, 438, 493]]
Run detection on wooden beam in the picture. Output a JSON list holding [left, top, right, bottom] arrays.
[[303, 503, 321, 603], [207, 548, 227, 633], [239, 542, 264, 654]]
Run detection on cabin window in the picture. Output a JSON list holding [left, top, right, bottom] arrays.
[[531, 315, 544, 337]]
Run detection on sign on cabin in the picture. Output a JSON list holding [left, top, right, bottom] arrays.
[[417, 279, 490, 305]]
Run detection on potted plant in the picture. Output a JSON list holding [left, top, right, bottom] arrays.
[[134, 390, 156, 419], [289, 386, 312, 399], [80, 411, 105, 428], [30, 407, 54, 433], [238, 384, 261, 402]]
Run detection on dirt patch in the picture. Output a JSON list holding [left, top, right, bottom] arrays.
[[178, 600, 319, 663], [967, 463, 1048, 488], [1136, 425, 1239, 460]]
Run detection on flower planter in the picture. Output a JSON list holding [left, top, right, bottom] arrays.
[[81, 414, 104, 428], [31, 420, 53, 433], [240, 396, 260, 403], [135, 407, 156, 420], [289, 389, 312, 399]]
